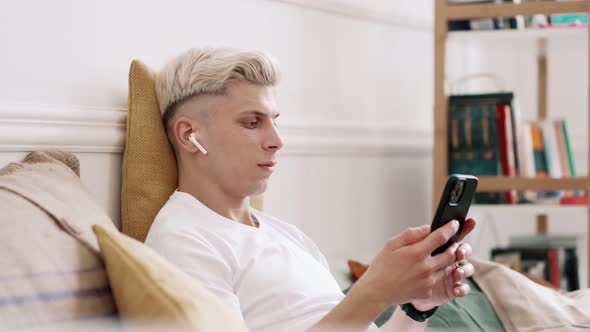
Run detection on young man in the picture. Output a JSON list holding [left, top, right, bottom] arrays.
[[145, 48, 477, 332]]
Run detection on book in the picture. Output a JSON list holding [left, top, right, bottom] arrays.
[[561, 120, 576, 177], [502, 0, 524, 30], [518, 122, 537, 202], [530, 124, 550, 201], [531, 125, 548, 177], [450, 103, 505, 203], [560, 195, 588, 205], [448, 0, 507, 31], [555, 121, 570, 178], [541, 121, 563, 179], [496, 103, 519, 204], [448, 93, 516, 204], [508, 235, 580, 291], [491, 246, 567, 289], [519, 119, 578, 202], [521, 0, 550, 28], [550, 13, 589, 27]]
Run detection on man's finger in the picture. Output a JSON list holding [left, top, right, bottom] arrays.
[[414, 220, 459, 255], [386, 225, 431, 251], [457, 218, 476, 242], [453, 262, 475, 282], [430, 241, 459, 272], [456, 243, 472, 261], [453, 283, 471, 298]]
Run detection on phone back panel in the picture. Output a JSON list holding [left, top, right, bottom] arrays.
[[431, 174, 478, 255]]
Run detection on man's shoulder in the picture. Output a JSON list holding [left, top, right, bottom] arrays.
[[145, 194, 212, 247]]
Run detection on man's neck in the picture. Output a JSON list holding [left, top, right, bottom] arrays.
[[178, 173, 258, 228]]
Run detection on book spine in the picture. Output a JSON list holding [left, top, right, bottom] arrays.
[[548, 247, 561, 288], [554, 121, 570, 177], [496, 104, 519, 204], [541, 121, 563, 179], [519, 123, 537, 202], [449, 102, 503, 204], [531, 125, 549, 178], [565, 248, 580, 291], [561, 120, 577, 177]]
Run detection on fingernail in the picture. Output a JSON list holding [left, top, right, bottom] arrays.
[[453, 220, 459, 228], [458, 269, 464, 276], [460, 248, 467, 256], [454, 289, 461, 296]]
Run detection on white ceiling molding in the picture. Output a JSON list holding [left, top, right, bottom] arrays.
[[0, 104, 127, 153], [270, 0, 433, 31], [2, 103, 585, 159]]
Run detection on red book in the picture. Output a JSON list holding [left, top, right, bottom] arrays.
[[548, 248, 561, 288], [560, 195, 588, 205], [496, 104, 519, 204]]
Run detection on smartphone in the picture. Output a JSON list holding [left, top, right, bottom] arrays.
[[431, 174, 478, 256]]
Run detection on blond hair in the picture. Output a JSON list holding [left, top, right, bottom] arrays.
[[156, 48, 281, 126]]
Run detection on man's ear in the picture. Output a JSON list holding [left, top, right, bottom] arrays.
[[173, 116, 201, 153]]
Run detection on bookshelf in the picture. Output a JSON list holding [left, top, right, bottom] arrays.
[[433, 0, 590, 285]]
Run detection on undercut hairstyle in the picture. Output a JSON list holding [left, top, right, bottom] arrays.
[[155, 48, 281, 150]]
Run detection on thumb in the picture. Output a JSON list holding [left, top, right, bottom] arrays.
[[386, 225, 431, 251]]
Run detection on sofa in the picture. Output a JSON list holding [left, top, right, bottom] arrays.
[[0, 150, 248, 331]]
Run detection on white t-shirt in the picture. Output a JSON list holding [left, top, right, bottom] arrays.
[[145, 191, 376, 332]]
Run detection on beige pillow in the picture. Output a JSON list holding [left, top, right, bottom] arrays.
[[92, 224, 247, 332], [122, 60, 263, 242], [0, 151, 116, 328], [471, 257, 590, 331]]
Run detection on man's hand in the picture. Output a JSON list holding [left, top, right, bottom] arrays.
[[348, 218, 477, 311], [309, 219, 477, 332], [411, 218, 476, 311]]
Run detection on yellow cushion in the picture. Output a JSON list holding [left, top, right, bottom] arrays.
[[93, 224, 247, 331], [121, 60, 178, 242], [122, 60, 263, 242]]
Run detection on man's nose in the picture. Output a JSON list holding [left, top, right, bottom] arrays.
[[264, 124, 283, 152]]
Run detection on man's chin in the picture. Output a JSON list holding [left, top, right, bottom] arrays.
[[248, 180, 268, 197]]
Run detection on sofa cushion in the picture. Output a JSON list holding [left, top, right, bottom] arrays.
[[93, 224, 247, 331], [0, 151, 117, 328], [472, 256, 590, 332], [121, 60, 178, 242]]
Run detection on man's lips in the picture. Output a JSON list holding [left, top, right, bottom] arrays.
[[257, 161, 276, 167]]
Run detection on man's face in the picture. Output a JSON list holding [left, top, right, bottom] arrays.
[[198, 81, 283, 198]]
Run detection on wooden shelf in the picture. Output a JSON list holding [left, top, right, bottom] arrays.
[[470, 204, 588, 210], [477, 176, 590, 192], [470, 204, 587, 214], [434, 0, 590, 285], [445, 1, 590, 20], [448, 27, 587, 42]]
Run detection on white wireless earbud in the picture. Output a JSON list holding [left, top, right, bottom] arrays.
[[188, 132, 208, 155]]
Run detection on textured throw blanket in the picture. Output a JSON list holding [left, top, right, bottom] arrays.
[[471, 256, 590, 332], [0, 150, 117, 252]]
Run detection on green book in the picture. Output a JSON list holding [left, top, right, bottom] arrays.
[[448, 93, 515, 204], [561, 120, 576, 177]]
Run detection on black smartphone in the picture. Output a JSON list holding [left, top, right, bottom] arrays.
[[431, 174, 478, 256]]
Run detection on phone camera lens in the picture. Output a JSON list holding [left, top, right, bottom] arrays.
[[449, 180, 465, 205]]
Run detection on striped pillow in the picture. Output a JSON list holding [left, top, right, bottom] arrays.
[[0, 151, 117, 329]]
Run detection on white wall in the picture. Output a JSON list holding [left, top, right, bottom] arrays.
[[0, 0, 435, 282]]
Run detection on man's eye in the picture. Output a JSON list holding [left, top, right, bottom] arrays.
[[245, 120, 259, 128]]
